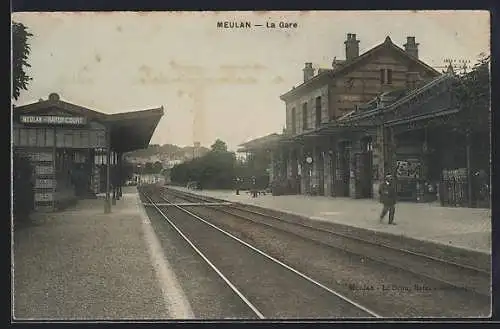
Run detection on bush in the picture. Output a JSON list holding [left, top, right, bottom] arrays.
[[13, 154, 34, 222], [170, 139, 271, 190]]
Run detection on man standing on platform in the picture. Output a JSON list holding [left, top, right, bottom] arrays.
[[235, 176, 242, 195], [251, 175, 258, 198], [379, 174, 397, 225]]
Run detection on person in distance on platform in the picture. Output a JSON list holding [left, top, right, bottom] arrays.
[[235, 176, 242, 195], [379, 173, 397, 225]]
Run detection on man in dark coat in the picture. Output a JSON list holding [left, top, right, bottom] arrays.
[[379, 174, 397, 224], [235, 177, 242, 195], [251, 176, 258, 198]]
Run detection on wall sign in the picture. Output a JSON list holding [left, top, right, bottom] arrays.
[[20, 115, 87, 125], [396, 159, 422, 179], [338, 95, 362, 103]]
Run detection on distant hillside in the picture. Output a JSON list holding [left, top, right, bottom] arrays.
[[125, 143, 210, 160]]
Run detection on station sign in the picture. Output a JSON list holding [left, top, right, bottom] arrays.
[[35, 165, 54, 175], [20, 115, 87, 126], [35, 192, 54, 202], [36, 179, 56, 189]]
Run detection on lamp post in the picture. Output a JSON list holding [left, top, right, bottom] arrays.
[[104, 129, 112, 214]]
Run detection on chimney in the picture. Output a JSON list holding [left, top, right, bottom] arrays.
[[344, 33, 360, 61], [403, 36, 419, 59], [303, 62, 315, 82]]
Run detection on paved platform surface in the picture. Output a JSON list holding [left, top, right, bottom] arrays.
[[13, 187, 192, 320], [167, 186, 492, 254]]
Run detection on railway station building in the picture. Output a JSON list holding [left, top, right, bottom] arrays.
[[12, 93, 164, 212], [238, 34, 490, 208]]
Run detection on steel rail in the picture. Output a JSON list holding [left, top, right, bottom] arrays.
[[166, 187, 489, 275], [142, 192, 265, 319], [153, 190, 382, 318], [163, 188, 490, 297]]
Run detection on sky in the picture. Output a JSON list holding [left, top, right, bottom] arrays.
[[12, 11, 490, 151]]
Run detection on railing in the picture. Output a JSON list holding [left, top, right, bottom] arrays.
[[439, 168, 490, 208]]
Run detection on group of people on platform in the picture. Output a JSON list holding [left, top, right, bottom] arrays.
[[233, 173, 398, 224], [235, 176, 259, 198], [232, 167, 489, 226]]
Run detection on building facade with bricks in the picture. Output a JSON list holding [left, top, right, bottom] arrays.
[[238, 33, 490, 208]]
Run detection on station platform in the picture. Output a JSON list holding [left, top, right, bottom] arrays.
[[13, 186, 192, 320], [166, 186, 492, 255]]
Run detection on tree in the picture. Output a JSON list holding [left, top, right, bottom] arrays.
[[170, 139, 238, 189], [13, 154, 34, 222], [152, 161, 163, 173], [12, 21, 33, 100], [451, 53, 491, 132], [144, 162, 154, 174], [120, 160, 135, 182], [210, 139, 228, 153]]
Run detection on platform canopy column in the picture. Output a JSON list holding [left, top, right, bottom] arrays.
[[373, 125, 386, 199], [290, 147, 298, 179], [118, 152, 123, 199], [349, 138, 363, 198], [281, 147, 288, 180], [311, 140, 326, 196], [111, 151, 117, 205], [268, 149, 280, 184], [298, 145, 308, 195], [104, 125, 111, 213], [324, 137, 336, 197]]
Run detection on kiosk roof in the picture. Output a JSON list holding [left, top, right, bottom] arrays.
[[13, 93, 164, 153]]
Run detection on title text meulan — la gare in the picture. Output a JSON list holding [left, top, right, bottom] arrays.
[[217, 21, 298, 29]]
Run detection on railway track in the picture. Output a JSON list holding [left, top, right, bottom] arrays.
[[140, 187, 380, 319], [163, 187, 491, 297], [141, 186, 491, 318]]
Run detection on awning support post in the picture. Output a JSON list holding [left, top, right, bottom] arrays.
[[104, 127, 112, 213], [117, 152, 123, 199], [112, 151, 117, 205]]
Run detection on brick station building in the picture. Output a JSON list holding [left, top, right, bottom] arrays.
[[238, 33, 490, 207]]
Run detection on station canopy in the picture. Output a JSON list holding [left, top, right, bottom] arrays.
[[13, 93, 164, 153], [237, 133, 285, 152]]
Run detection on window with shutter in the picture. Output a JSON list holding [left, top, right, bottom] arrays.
[[291, 107, 296, 134], [315, 97, 322, 128], [302, 103, 308, 131]]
